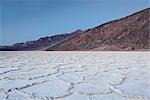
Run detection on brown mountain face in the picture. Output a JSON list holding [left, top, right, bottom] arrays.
[[46, 8, 150, 51]]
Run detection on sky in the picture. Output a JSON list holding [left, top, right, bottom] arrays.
[[0, 0, 149, 45]]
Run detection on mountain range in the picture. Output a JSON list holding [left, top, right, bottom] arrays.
[[0, 8, 149, 51]]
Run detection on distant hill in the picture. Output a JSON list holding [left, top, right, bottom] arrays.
[[0, 8, 149, 51], [0, 30, 83, 51]]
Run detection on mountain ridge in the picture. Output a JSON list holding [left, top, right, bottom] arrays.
[[46, 8, 149, 51], [0, 8, 149, 51]]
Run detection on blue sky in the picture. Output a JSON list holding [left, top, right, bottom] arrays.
[[0, 0, 149, 45]]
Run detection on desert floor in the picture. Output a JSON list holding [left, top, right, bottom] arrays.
[[0, 51, 149, 100]]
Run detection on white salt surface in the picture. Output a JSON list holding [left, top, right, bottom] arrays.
[[0, 51, 149, 100]]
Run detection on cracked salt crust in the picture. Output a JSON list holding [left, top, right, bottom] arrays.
[[0, 51, 149, 100]]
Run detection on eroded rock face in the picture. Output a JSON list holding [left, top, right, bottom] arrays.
[[47, 8, 150, 51], [0, 51, 149, 100]]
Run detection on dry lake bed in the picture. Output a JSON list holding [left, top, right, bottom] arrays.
[[0, 51, 149, 100]]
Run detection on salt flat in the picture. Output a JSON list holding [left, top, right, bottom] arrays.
[[0, 51, 149, 100]]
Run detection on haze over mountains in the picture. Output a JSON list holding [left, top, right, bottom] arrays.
[[0, 8, 149, 51]]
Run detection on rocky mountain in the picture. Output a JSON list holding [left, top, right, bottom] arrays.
[[0, 8, 149, 51], [46, 8, 149, 51]]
